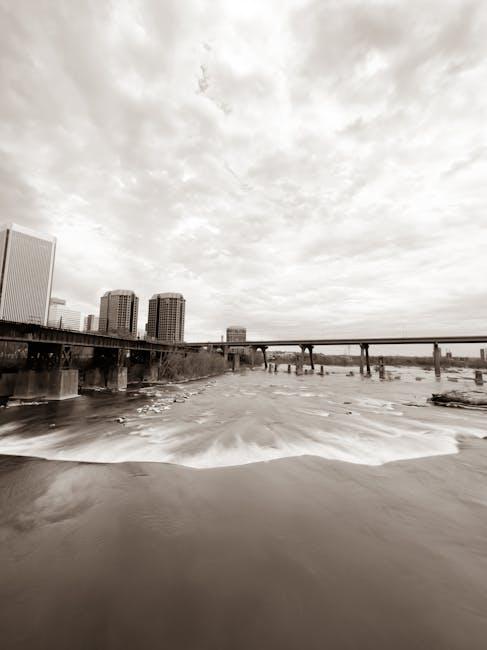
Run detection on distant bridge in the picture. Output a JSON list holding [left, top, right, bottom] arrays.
[[185, 335, 487, 348], [186, 335, 487, 377]]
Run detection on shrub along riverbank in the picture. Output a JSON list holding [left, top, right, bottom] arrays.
[[161, 349, 227, 381]]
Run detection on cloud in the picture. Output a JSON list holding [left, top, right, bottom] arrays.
[[0, 0, 486, 344]]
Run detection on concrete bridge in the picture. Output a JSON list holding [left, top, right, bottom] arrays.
[[187, 335, 487, 377], [0, 319, 486, 400]]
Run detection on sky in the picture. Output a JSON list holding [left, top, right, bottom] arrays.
[[1, 0, 487, 345]]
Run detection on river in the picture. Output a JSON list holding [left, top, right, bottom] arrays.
[[1, 365, 486, 650], [0, 365, 485, 466]]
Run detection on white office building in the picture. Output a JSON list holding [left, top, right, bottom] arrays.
[[48, 297, 81, 330], [0, 223, 56, 325]]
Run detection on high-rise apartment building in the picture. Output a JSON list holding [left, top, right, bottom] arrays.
[[0, 223, 56, 325], [146, 293, 185, 342], [48, 297, 81, 330], [98, 290, 138, 337], [84, 314, 99, 332], [226, 325, 247, 353], [226, 326, 246, 343]]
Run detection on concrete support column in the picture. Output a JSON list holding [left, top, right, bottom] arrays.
[[107, 366, 128, 390], [299, 345, 306, 369], [359, 345, 365, 375], [84, 347, 128, 391], [433, 343, 441, 378], [287, 364, 291, 373], [378, 356, 385, 380], [14, 341, 79, 400], [274, 364, 278, 372], [250, 347, 256, 368], [261, 346, 268, 370], [13, 369, 79, 401], [308, 345, 315, 370], [320, 365, 324, 376], [296, 357, 303, 375], [474, 370, 483, 386], [364, 344, 371, 377], [223, 347, 229, 363], [232, 354, 240, 372], [143, 351, 159, 382], [143, 363, 159, 382]]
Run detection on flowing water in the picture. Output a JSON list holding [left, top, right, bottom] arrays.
[[0, 365, 485, 468]]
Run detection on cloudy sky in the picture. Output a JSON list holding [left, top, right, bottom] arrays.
[[1, 0, 487, 343]]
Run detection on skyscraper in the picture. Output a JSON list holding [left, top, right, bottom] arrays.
[[98, 290, 138, 337], [0, 223, 56, 325], [226, 325, 247, 353], [146, 293, 185, 342], [48, 297, 81, 330], [83, 314, 99, 332]]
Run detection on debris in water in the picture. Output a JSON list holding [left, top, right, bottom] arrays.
[[430, 390, 487, 410]]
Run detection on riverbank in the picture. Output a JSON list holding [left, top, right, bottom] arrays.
[[1, 440, 487, 650]]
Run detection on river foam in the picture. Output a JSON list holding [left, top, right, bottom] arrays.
[[0, 368, 485, 468]]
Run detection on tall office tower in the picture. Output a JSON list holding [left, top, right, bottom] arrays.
[[226, 325, 247, 353], [83, 314, 99, 332], [0, 223, 56, 325], [98, 289, 138, 337], [146, 293, 185, 342], [48, 297, 81, 330]]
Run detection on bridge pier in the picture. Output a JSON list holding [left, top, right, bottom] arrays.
[[13, 368, 79, 401], [249, 347, 256, 368], [261, 346, 268, 370], [13, 342, 79, 400], [296, 357, 303, 375], [359, 345, 365, 375], [378, 356, 385, 380], [128, 350, 159, 383], [143, 351, 160, 382], [433, 343, 441, 378], [308, 345, 314, 370], [232, 354, 240, 372], [299, 344, 315, 369], [84, 348, 128, 391], [363, 344, 371, 377]]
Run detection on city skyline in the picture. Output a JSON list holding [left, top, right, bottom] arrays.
[[1, 1, 486, 343]]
